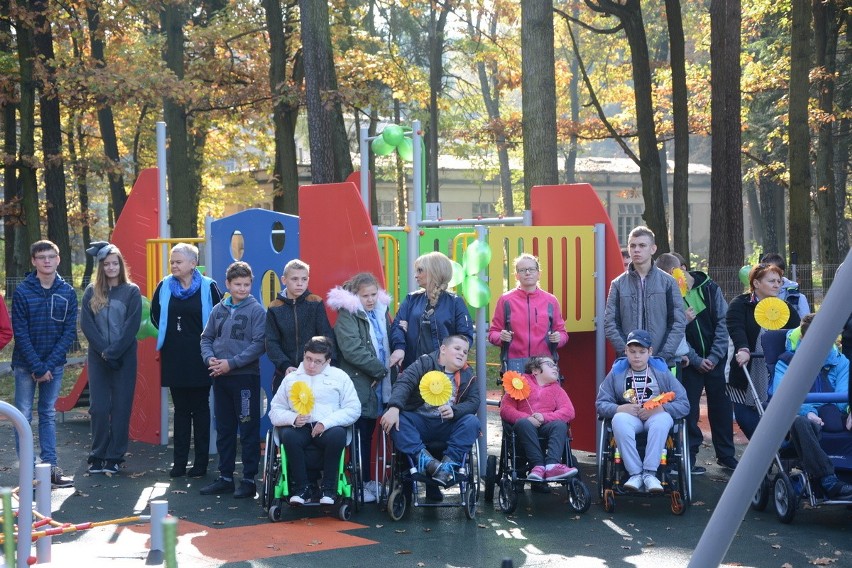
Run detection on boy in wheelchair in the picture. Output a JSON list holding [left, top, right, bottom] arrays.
[[268, 337, 361, 505], [770, 313, 852, 501], [380, 335, 479, 493], [499, 356, 577, 481], [596, 330, 689, 493]]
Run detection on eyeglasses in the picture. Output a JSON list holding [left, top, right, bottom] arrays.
[[303, 355, 328, 366], [34, 254, 58, 261], [516, 267, 539, 274], [541, 360, 557, 368]]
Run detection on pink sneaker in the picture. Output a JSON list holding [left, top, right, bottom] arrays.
[[527, 465, 546, 481], [545, 464, 578, 481]]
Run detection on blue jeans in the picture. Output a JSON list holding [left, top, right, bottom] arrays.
[[14, 366, 64, 466], [390, 412, 479, 464]]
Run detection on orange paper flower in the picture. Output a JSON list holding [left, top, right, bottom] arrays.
[[502, 371, 531, 401], [672, 268, 688, 297], [643, 391, 676, 409]]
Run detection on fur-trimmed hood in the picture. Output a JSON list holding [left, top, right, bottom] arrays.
[[326, 286, 391, 314]]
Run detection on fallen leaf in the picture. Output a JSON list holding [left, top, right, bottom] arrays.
[[810, 559, 836, 566], [422, 528, 431, 533], [478, 524, 486, 528], [375, 524, 384, 528], [621, 546, 631, 550], [417, 564, 425, 567], [782, 564, 793, 568], [771, 545, 781, 549], [395, 550, 412, 555], [212, 521, 224, 525], [692, 501, 705, 506], [394, 529, 406, 533], [171, 490, 187, 494]]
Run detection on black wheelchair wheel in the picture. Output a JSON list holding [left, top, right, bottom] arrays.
[[484, 454, 497, 502], [464, 483, 478, 520], [603, 489, 615, 513], [773, 473, 798, 524], [568, 477, 592, 513], [752, 475, 770, 511], [498, 477, 518, 514], [388, 488, 407, 521], [261, 431, 279, 510]]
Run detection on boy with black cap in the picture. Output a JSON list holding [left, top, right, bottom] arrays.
[[596, 329, 689, 493]]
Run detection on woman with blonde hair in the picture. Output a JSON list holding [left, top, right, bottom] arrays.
[[80, 242, 142, 474], [389, 251, 473, 370]]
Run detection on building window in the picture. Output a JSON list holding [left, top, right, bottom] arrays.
[[472, 202, 497, 218], [377, 200, 397, 226], [617, 203, 644, 245]]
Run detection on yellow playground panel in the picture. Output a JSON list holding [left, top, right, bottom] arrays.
[[487, 226, 596, 333], [145, 238, 205, 299]]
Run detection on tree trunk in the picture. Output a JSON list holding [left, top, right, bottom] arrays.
[[85, 0, 127, 221], [1, 0, 22, 279], [32, 0, 71, 276], [565, 4, 581, 185], [426, 1, 452, 203], [745, 179, 764, 246], [393, 101, 406, 226], [709, 0, 744, 297], [620, 8, 669, 253], [835, 14, 851, 258], [299, 0, 351, 184], [67, 115, 93, 287], [666, 0, 689, 258], [15, 5, 42, 250], [788, 0, 813, 297], [160, 2, 198, 237], [521, 0, 558, 209], [264, 0, 301, 214], [812, 0, 839, 280]]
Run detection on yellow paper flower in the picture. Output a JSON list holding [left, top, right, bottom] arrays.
[[502, 371, 531, 401], [754, 297, 790, 330], [672, 268, 688, 297], [289, 381, 314, 415], [419, 371, 453, 407]]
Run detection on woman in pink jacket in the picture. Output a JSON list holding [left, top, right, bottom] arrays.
[[500, 356, 577, 481], [488, 253, 568, 373]]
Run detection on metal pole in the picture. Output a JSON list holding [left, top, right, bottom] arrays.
[[204, 214, 217, 457], [689, 250, 852, 568], [522, 210, 533, 227], [147, 500, 168, 565], [0, 401, 34, 568], [157, 120, 170, 447], [474, 225, 488, 475], [34, 464, 51, 563], [409, 120, 422, 292], [594, 224, 607, 447], [359, 126, 370, 216]]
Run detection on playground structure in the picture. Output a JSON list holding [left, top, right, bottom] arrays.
[[0, 401, 174, 568]]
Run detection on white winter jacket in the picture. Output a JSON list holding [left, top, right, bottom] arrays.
[[268, 363, 361, 429]]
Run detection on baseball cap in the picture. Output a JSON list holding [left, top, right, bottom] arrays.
[[626, 329, 652, 348]]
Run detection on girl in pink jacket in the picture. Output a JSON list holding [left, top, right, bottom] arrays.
[[488, 253, 568, 373], [500, 356, 577, 481]]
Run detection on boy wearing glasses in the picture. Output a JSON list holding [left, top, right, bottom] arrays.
[[488, 253, 568, 373], [12, 240, 78, 488]]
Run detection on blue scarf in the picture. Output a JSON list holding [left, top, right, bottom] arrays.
[[169, 270, 202, 299], [367, 309, 388, 365], [156, 272, 214, 351]]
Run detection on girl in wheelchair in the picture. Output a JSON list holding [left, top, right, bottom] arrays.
[[268, 337, 361, 505], [596, 330, 689, 493], [499, 356, 577, 481]]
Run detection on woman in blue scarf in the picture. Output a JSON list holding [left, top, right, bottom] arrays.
[[151, 243, 222, 478]]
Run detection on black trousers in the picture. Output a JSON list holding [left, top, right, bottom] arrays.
[[212, 374, 260, 480], [683, 363, 736, 462], [280, 425, 347, 492], [170, 386, 211, 468]]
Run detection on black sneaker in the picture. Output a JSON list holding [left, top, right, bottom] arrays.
[[103, 460, 120, 475], [200, 477, 235, 495], [50, 466, 74, 488], [187, 465, 207, 478], [234, 480, 256, 499], [717, 457, 739, 470], [289, 486, 313, 506], [826, 482, 852, 501], [87, 459, 105, 474], [432, 462, 455, 487], [691, 466, 706, 476], [169, 465, 187, 478]]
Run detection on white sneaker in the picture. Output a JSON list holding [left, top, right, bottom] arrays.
[[643, 474, 663, 493], [362, 481, 379, 503], [623, 474, 644, 492]]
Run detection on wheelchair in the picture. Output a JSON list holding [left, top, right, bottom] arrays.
[[747, 330, 852, 524], [380, 433, 481, 521], [596, 416, 692, 515], [483, 421, 592, 515], [260, 424, 362, 522]]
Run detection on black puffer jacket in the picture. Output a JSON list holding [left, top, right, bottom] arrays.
[[265, 288, 334, 374]]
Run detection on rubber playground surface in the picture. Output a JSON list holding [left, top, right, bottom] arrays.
[[1, 399, 851, 568]]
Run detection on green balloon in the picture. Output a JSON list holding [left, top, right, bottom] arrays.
[[382, 124, 405, 147], [449, 260, 464, 288], [137, 319, 158, 340], [397, 138, 414, 161], [372, 137, 395, 156], [140, 296, 151, 321], [739, 265, 752, 287], [462, 276, 490, 309], [463, 240, 492, 276]]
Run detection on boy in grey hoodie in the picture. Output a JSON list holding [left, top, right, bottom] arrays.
[[199, 261, 267, 498]]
